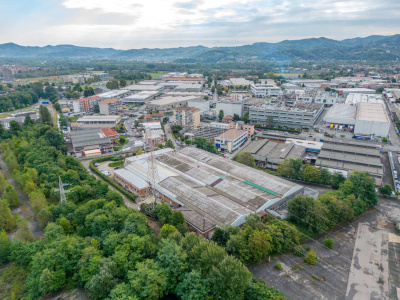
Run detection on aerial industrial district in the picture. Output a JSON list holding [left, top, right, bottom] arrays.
[[1, 69, 400, 300]]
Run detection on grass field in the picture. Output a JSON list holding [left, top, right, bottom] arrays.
[[149, 72, 165, 78], [0, 114, 12, 119]]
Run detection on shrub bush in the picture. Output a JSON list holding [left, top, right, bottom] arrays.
[[293, 245, 305, 257], [304, 249, 318, 265], [274, 262, 282, 270], [324, 238, 334, 249]]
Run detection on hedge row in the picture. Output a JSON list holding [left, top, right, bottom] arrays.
[[254, 126, 301, 134], [89, 157, 137, 203]]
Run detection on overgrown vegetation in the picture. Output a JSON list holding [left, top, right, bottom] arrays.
[[0, 122, 287, 300], [287, 170, 377, 234], [277, 158, 347, 188]]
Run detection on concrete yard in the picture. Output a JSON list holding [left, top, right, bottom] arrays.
[[250, 199, 400, 300], [345, 224, 389, 299]]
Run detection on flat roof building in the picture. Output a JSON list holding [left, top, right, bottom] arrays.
[[173, 84, 203, 93], [99, 98, 122, 115], [324, 102, 389, 137], [147, 96, 202, 111], [251, 84, 282, 97], [214, 129, 248, 152], [239, 139, 306, 169], [76, 115, 121, 126], [69, 129, 113, 157], [123, 91, 159, 103], [249, 103, 324, 129], [315, 139, 383, 185], [125, 84, 163, 92]]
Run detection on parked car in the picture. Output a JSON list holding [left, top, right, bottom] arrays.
[[103, 171, 111, 176], [114, 166, 120, 170], [257, 129, 262, 131], [94, 163, 100, 167], [100, 169, 106, 173]]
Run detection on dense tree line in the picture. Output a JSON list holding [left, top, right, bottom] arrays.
[[212, 214, 301, 265], [0, 123, 286, 300], [277, 158, 347, 188], [0, 87, 39, 112], [287, 170, 378, 234]]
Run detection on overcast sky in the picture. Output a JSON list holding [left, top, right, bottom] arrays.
[[1, 0, 399, 49]]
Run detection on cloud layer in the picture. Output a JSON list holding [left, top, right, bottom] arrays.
[[0, 0, 399, 49]]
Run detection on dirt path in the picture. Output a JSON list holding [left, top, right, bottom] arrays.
[[0, 154, 43, 239]]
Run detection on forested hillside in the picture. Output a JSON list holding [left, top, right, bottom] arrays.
[[1, 34, 399, 62]]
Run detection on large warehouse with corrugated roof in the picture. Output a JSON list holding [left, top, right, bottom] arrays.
[[115, 147, 307, 237]]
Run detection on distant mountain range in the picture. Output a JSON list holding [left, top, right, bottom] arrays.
[[0, 35, 399, 63]]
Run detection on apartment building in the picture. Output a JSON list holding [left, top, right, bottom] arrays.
[[173, 106, 201, 128], [73, 96, 102, 114], [99, 98, 122, 115]]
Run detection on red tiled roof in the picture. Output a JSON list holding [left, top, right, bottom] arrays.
[[101, 127, 118, 137]]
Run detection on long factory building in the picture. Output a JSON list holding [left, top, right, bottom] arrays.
[[115, 147, 305, 237]]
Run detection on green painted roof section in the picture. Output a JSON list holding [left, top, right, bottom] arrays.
[[243, 180, 277, 196]]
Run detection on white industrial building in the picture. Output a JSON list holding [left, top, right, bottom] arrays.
[[216, 103, 243, 117], [173, 84, 203, 93], [97, 90, 130, 99], [324, 102, 390, 137], [147, 96, 202, 111], [125, 84, 163, 92], [123, 91, 159, 103], [337, 88, 376, 95], [251, 84, 282, 97], [345, 93, 383, 105]]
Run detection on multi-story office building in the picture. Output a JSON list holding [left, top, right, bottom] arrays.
[[250, 84, 281, 97], [214, 129, 248, 152], [249, 103, 324, 128]]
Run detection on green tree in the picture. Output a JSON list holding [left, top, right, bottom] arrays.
[[85, 259, 119, 300], [207, 256, 252, 300], [160, 224, 177, 239], [23, 115, 34, 127], [119, 79, 127, 87], [218, 109, 224, 122], [156, 203, 173, 225], [243, 111, 249, 124], [376, 87, 384, 93], [348, 171, 377, 206], [0, 199, 16, 231], [29, 190, 47, 214], [233, 114, 240, 121], [106, 80, 119, 90], [0, 229, 11, 265], [175, 270, 209, 300], [165, 139, 174, 148], [4, 184, 19, 208], [15, 219, 34, 242], [236, 152, 256, 167], [302, 165, 321, 183], [245, 279, 288, 300], [39, 105, 53, 126], [248, 230, 272, 262], [128, 259, 167, 300], [277, 158, 303, 180], [171, 211, 185, 227], [331, 171, 346, 189], [378, 184, 392, 196], [320, 168, 331, 185], [39, 268, 65, 295], [59, 217, 74, 234]]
